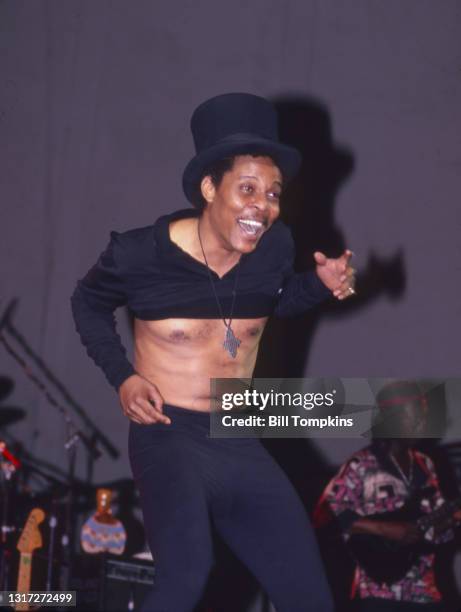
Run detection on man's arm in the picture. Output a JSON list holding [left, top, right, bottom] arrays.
[[275, 269, 332, 317], [416, 452, 459, 545], [347, 517, 422, 544], [70, 231, 136, 392], [314, 456, 365, 537], [315, 455, 423, 544], [273, 227, 332, 318]]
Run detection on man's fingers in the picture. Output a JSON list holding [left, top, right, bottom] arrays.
[[147, 387, 164, 413], [118, 375, 170, 425], [313, 251, 328, 266], [333, 267, 356, 295], [130, 405, 170, 425], [125, 401, 152, 424], [133, 397, 158, 421], [333, 279, 356, 300], [339, 250, 354, 270], [334, 289, 356, 300], [339, 266, 355, 282], [136, 397, 171, 424], [335, 250, 352, 273], [128, 413, 145, 425], [124, 393, 170, 425], [147, 402, 171, 425], [126, 404, 151, 425]]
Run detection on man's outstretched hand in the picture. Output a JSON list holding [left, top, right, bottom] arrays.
[[314, 249, 356, 300], [118, 374, 171, 425]]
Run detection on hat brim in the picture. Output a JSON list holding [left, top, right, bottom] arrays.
[[182, 137, 302, 205]]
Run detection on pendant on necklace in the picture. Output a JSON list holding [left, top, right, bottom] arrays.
[[223, 325, 241, 358]]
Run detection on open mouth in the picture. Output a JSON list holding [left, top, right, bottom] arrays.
[[237, 218, 266, 239]]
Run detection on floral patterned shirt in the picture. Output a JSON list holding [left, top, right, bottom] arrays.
[[314, 446, 447, 603]]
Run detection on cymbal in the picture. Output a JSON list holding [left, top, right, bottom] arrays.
[[0, 407, 25, 427]]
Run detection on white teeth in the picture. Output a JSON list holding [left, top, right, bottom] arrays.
[[238, 219, 263, 227], [237, 219, 264, 236]]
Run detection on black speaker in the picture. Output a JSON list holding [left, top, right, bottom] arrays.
[[70, 554, 154, 611]]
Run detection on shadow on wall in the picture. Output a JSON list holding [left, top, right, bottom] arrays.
[[257, 93, 407, 380], [254, 95, 407, 612]]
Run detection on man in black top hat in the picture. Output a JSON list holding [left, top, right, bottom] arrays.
[[71, 93, 355, 611]]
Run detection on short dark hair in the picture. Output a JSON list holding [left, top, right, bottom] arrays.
[[191, 152, 281, 210]]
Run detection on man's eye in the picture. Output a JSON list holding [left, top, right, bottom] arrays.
[[241, 184, 254, 193], [268, 191, 281, 200]]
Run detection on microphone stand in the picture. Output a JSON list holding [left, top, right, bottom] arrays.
[[0, 299, 119, 590], [0, 455, 17, 591], [46, 510, 57, 592], [59, 416, 78, 592], [0, 299, 119, 470]]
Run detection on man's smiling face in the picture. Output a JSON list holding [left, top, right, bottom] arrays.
[[201, 155, 283, 254]]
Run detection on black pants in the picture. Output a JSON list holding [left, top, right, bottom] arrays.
[[128, 403, 334, 612]]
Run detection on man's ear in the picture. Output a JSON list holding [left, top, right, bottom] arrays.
[[200, 175, 215, 205]]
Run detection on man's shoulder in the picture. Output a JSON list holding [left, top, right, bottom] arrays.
[[110, 223, 156, 245], [106, 208, 195, 267]]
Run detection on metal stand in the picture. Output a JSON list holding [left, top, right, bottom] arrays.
[[0, 465, 14, 590], [0, 299, 120, 591]]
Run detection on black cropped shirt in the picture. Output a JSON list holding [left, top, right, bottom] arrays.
[[70, 208, 331, 391]]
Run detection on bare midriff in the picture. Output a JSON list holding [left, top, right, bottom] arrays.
[[133, 316, 269, 412]]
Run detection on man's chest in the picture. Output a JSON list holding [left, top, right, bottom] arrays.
[[134, 316, 269, 349]]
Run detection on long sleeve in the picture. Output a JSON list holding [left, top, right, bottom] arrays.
[[416, 452, 454, 546], [70, 231, 136, 392], [313, 457, 364, 540], [274, 228, 332, 318], [317, 457, 365, 535]]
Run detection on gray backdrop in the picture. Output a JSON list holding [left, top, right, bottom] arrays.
[[1, 1, 461, 597]]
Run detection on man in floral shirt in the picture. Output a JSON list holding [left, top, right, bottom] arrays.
[[314, 381, 459, 612]]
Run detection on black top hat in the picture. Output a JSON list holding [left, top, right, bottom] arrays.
[[182, 93, 302, 205]]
